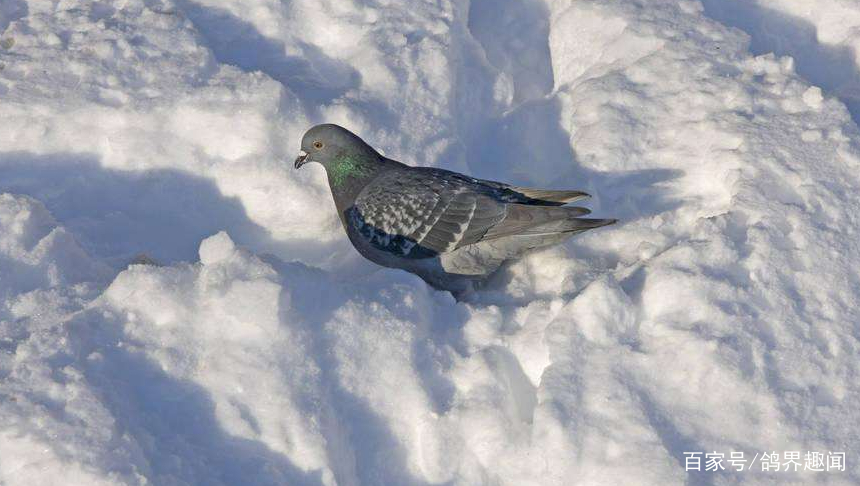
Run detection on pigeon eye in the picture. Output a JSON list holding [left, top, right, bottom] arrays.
[[313, 141, 324, 150]]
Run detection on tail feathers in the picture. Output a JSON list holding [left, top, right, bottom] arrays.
[[483, 204, 615, 241], [519, 217, 617, 236], [477, 177, 591, 205], [507, 186, 590, 205]]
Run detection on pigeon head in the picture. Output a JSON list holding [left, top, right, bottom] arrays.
[[294, 124, 378, 170]]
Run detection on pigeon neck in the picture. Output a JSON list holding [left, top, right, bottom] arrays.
[[326, 150, 388, 211]]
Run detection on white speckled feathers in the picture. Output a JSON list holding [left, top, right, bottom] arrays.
[[350, 168, 507, 256], [349, 166, 613, 258]]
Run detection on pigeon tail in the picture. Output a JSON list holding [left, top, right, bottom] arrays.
[[481, 204, 614, 240], [505, 187, 591, 205], [512, 217, 617, 237], [474, 178, 591, 206]]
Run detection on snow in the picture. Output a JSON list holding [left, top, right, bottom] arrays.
[[699, 0, 860, 122], [1, 0, 860, 485]]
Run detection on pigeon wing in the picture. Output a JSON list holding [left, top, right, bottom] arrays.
[[350, 169, 507, 258]]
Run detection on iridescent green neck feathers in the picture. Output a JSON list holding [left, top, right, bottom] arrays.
[[329, 151, 373, 187]]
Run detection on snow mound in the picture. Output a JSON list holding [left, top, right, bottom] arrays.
[[2, 0, 860, 485], [0, 193, 109, 313]]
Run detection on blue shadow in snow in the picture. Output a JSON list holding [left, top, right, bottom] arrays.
[[467, 0, 554, 104], [268, 258, 459, 486], [463, 96, 683, 224], [173, 0, 400, 125], [0, 0, 27, 35], [62, 309, 328, 486], [0, 151, 330, 267], [701, 0, 860, 125]]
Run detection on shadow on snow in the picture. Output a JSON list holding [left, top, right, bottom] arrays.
[[701, 0, 860, 125], [0, 151, 339, 267]]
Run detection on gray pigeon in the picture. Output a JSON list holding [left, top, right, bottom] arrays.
[[294, 124, 616, 293]]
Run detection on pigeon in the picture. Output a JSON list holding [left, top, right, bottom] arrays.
[[294, 124, 616, 293]]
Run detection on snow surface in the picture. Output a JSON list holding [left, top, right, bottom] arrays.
[[2, 0, 860, 485]]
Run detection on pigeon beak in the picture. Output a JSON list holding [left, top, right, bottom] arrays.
[[294, 150, 308, 169]]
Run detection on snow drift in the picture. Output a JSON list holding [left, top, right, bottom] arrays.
[[1, 0, 859, 485]]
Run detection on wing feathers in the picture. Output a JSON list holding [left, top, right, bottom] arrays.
[[352, 167, 613, 258]]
